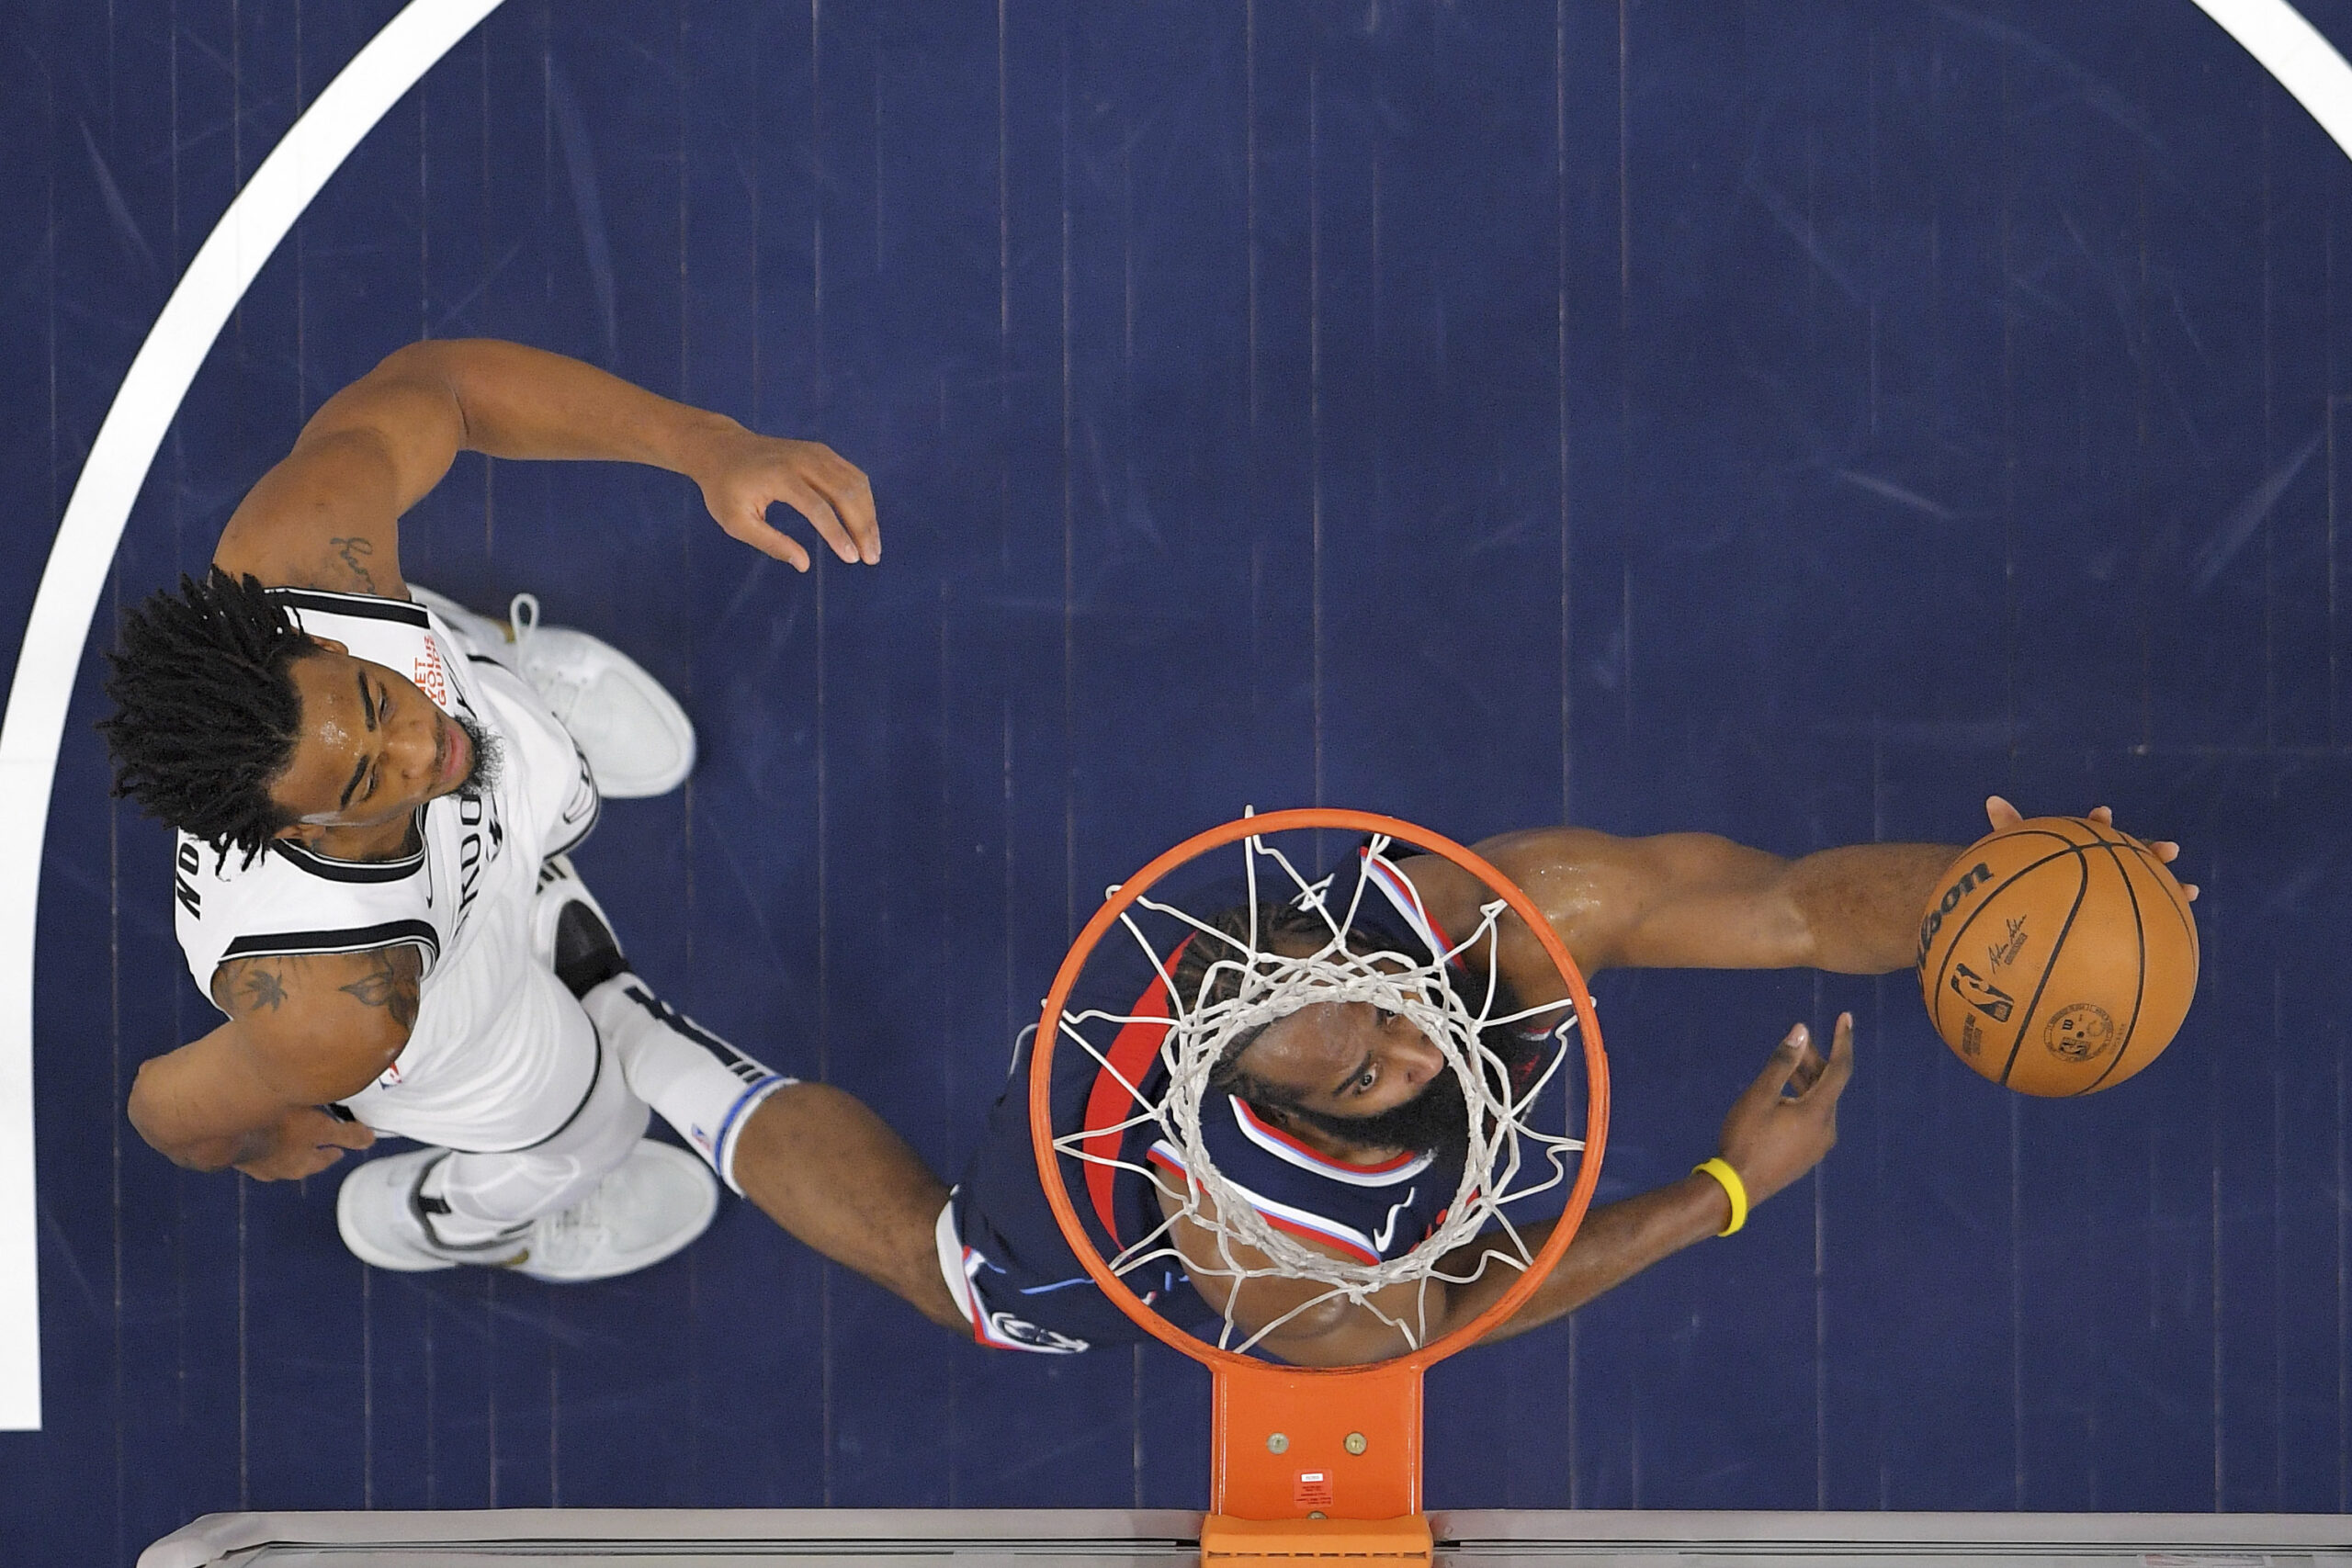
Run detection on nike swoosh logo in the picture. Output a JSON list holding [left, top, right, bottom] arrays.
[[1373, 1188, 1417, 1253]]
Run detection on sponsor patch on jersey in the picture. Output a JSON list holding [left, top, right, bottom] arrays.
[[413, 635, 448, 707]]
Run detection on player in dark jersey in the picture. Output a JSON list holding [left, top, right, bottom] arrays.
[[724, 798, 2196, 1364], [944, 850, 1559, 1353]]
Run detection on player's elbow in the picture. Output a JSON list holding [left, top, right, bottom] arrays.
[[352, 341, 472, 443], [1736, 857, 1824, 969], [123, 1062, 169, 1151], [124, 1062, 227, 1171], [1261, 1331, 1408, 1370], [371, 338, 460, 382]]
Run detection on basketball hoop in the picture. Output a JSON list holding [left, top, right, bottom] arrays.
[[1029, 809, 1610, 1562]]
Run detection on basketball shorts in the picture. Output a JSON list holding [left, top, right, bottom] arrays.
[[938, 1065, 1212, 1355]]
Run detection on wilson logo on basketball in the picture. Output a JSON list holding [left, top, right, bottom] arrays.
[[1914, 861, 1995, 971]]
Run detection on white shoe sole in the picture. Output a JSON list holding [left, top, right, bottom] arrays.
[[336, 1148, 524, 1273], [337, 1142, 718, 1283]]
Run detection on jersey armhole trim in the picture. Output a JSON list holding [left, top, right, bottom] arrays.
[[216, 918, 440, 976], [1359, 850, 1460, 965], [266, 585, 430, 626]]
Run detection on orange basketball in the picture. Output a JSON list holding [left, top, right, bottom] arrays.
[[1915, 816, 2199, 1096]]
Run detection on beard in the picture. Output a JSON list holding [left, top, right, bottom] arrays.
[[1274, 1060, 1476, 1166], [453, 711, 503, 798], [1238, 1007, 1555, 1170]]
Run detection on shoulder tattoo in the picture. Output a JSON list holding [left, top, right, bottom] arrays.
[[338, 946, 423, 1032], [210, 946, 423, 1033], [212, 958, 290, 1016]]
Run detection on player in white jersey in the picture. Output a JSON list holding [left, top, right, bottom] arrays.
[[106, 339, 951, 1293]]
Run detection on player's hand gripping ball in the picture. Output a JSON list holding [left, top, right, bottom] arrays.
[[1916, 812, 2199, 1096]]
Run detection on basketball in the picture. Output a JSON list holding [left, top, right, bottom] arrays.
[[1915, 816, 2199, 1096]]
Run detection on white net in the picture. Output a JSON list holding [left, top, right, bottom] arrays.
[[1050, 829, 1589, 1357]]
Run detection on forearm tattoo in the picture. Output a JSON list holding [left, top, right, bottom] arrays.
[[338, 947, 423, 1032], [330, 535, 378, 592]]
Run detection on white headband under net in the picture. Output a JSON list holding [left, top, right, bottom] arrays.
[[1053, 831, 1586, 1356]]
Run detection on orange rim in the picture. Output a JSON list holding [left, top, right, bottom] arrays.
[[1028, 807, 1611, 1376]]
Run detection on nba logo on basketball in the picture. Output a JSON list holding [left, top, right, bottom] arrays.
[[413, 637, 447, 706]]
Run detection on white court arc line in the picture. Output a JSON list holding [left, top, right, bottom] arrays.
[[0, 0, 506, 1432], [0, 0, 2346, 1438], [2191, 0, 2352, 158]]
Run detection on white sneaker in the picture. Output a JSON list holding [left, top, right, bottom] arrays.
[[508, 592, 696, 798], [336, 1142, 719, 1283], [405, 584, 697, 798], [514, 1141, 719, 1283], [336, 1147, 527, 1273]]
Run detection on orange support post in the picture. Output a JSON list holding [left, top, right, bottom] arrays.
[[1199, 1359, 1431, 1563]]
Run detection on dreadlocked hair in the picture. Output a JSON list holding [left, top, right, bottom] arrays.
[[97, 569, 319, 868], [1170, 902, 1334, 1097]]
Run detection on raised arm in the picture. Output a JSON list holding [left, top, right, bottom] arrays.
[[212, 339, 877, 594], [126, 948, 418, 1179], [1465, 827, 1959, 980], [1452, 801, 2196, 987], [1167, 1016, 1853, 1367]]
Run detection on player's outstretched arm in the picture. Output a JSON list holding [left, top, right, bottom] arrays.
[[1464, 799, 2196, 985], [213, 338, 877, 595], [1469, 826, 1960, 978], [126, 948, 414, 1180], [1173, 1015, 1853, 1368]]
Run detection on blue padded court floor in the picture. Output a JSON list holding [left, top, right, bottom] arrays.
[[4, 2, 2351, 1562]]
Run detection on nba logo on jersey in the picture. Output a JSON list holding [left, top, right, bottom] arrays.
[[412, 636, 448, 707]]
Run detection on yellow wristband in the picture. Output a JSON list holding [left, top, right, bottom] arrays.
[[1692, 1157, 1748, 1237]]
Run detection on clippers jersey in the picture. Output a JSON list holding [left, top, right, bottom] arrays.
[[173, 588, 603, 1153], [948, 852, 1479, 1351]]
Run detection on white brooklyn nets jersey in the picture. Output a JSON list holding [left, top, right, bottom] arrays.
[[173, 587, 604, 1153]]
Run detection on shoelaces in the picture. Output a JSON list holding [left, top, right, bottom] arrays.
[[507, 592, 590, 726], [531, 1180, 611, 1269]]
